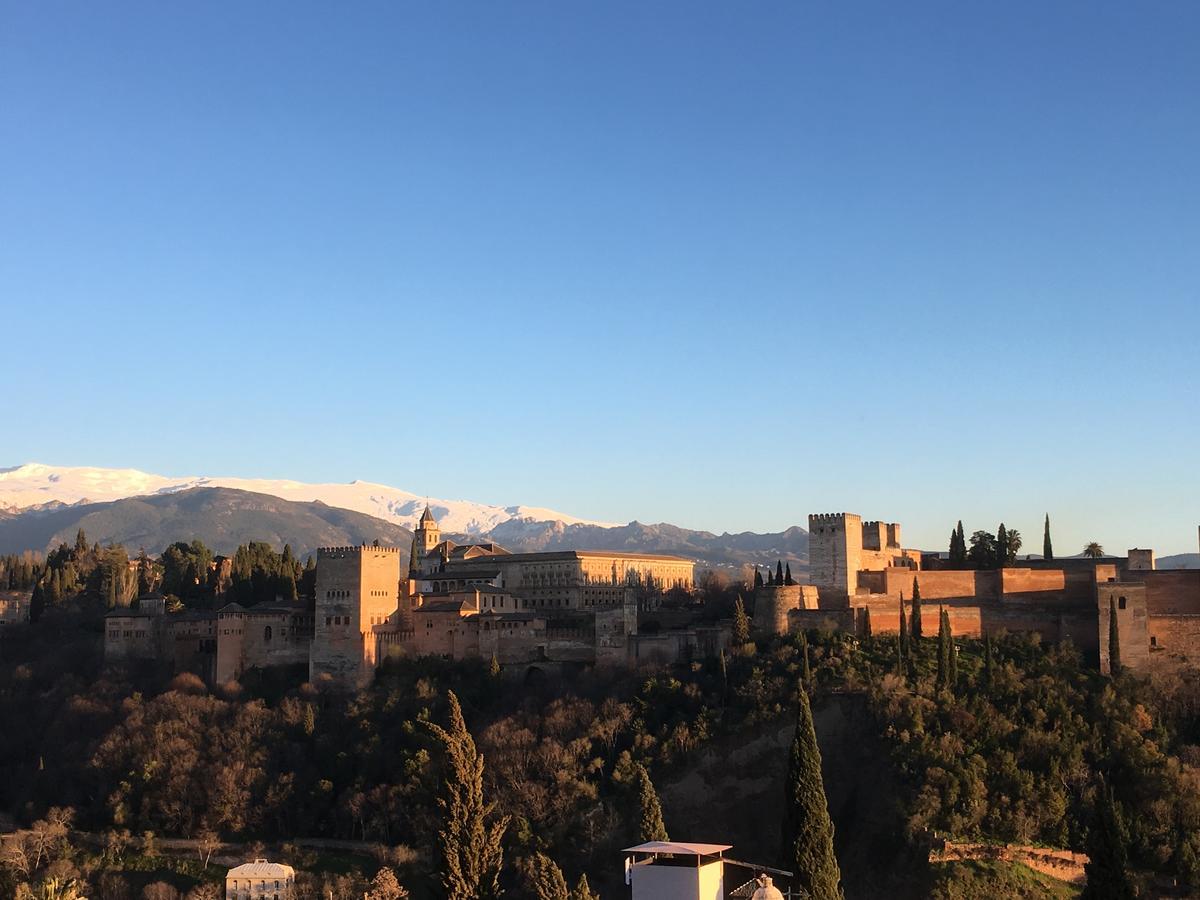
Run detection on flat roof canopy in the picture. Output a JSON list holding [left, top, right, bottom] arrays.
[[623, 842, 732, 856]]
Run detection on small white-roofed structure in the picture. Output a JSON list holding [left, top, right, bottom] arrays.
[[225, 859, 295, 900], [624, 842, 732, 900]]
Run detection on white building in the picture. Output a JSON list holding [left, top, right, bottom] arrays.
[[225, 859, 295, 900]]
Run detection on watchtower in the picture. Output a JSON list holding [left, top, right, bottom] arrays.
[[412, 505, 441, 573], [310, 544, 402, 688], [807, 513, 862, 597]]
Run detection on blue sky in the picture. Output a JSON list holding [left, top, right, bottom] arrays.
[[2, 2, 1198, 554]]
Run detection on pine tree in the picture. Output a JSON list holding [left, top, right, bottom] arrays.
[[782, 689, 844, 900], [427, 691, 509, 899], [525, 853, 569, 900], [1082, 785, 1136, 900], [861, 606, 872, 639], [732, 596, 751, 645], [635, 764, 669, 842], [570, 874, 599, 900], [799, 630, 812, 687], [936, 608, 951, 691], [776, 560, 784, 586], [785, 563, 794, 586], [1043, 514, 1054, 561], [368, 867, 409, 900], [1108, 597, 1122, 677], [910, 579, 923, 641], [997, 524, 1009, 569]]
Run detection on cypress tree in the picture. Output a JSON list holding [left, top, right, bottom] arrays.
[[936, 608, 951, 690], [894, 632, 904, 677], [910, 579, 923, 641], [861, 606, 872, 639], [1108, 597, 1122, 677], [983, 633, 994, 688], [1082, 784, 1136, 900], [526, 853, 569, 900], [785, 563, 794, 586], [949, 521, 967, 567], [427, 691, 509, 899], [782, 689, 844, 900], [29, 582, 45, 623], [754, 568, 764, 589], [898, 593, 910, 659], [799, 630, 812, 687], [635, 764, 669, 842], [776, 560, 784, 586], [948, 633, 958, 692], [75, 528, 88, 556], [767, 566, 775, 586], [1043, 514, 1054, 561], [997, 524, 1009, 569], [489, 653, 501, 678], [732, 596, 751, 645], [571, 873, 600, 900]]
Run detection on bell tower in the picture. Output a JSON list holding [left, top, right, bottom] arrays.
[[412, 505, 441, 574]]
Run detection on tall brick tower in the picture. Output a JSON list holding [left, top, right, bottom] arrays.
[[310, 544, 401, 689]]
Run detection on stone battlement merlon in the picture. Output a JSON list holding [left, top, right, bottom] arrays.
[[809, 513, 854, 524], [317, 544, 402, 556]]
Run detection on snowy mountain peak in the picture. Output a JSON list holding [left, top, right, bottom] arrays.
[[0, 463, 620, 534]]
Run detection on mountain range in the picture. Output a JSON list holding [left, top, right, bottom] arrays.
[[0, 464, 810, 568]]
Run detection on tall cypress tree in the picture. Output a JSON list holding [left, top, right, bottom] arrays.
[[936, 608, 951, 690], [635, 764, 669, 842], [798, 629, 812, 687], [861, 606, 872, 639], [754, 568, 764, 589], [949, 521, 967, 567], [1082, 784, 1136, 900], [910, 578, 923, 640], [1043, 514, 1054, 561], [996, 524, 1009, 569], [983, 633, 994, 688], [732, 595, 751, 646], [898, 594, 910, 659], [785, 563, 794, 586], [427, 691, 509, 899], [782, 690, 844, 900], [1108, 597, 1122, 677], [894, 631, 904, 677], [776, 560, 785, 586], [948, 632, 958, 692]]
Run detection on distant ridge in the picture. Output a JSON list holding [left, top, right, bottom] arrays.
[[0, 487, 413, 560], [0, 463, 617, 535]]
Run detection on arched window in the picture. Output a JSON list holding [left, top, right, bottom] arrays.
[[264, 625, 272, 641], [1118, 596, 1127, 610]]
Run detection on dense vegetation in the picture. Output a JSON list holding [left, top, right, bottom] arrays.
[[4, 570, 1200, 897]]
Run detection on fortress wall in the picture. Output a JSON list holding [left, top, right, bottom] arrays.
[[879, 568, 989, 601], [1143, 571, 1200, 614], [1147, 614, 1200, 665], [1001, 568, 1067, 596], [790, 607, 857, 634]]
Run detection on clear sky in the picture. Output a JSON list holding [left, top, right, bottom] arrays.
[[2, 2, 1198, 554]]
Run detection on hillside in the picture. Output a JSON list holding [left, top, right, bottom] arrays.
[[0, 487, 413, 559], [470, 519, 809, 569]]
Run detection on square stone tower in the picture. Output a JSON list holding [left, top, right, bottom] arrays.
[[310, 545, 401, 689], [808, 513, 862, 597]]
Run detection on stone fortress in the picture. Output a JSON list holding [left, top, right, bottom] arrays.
[[104, 506, 1200, 686], [755, 512, 1200, 675], [106, 506, 699, 688]]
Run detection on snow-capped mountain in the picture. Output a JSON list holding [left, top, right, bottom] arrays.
[[0, 463, 618, 535]]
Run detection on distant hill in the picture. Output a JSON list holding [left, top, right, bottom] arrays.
[[0, 487, 413, 560], [454, 519, 809, 570], [1158, 553, 1199, 569]]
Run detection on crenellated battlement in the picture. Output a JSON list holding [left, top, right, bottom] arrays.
[[809, 513, 852, 526], [318, 544, 401, 557]]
